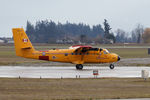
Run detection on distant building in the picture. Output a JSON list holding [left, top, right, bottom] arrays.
[[0, 38, 14, 43], [0, 39, 4, 43], [103, 39, 114, 44], [56, 39, 74, 44], [56, 40, 63, 44], [7, 40, 14, 43]]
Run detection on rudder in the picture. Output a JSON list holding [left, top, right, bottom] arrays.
[[12, 28, 35, 57]]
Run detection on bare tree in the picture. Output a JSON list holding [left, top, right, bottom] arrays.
[[142, 28, 150, 43], [131, 24, 144, 43], [115, 29, 127, 43]]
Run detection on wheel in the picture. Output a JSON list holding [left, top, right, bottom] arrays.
[[109, 64, 114, 69], [76, 64, 83, 70]]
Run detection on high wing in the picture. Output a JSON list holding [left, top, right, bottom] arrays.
[[69, 45, 92, 53]]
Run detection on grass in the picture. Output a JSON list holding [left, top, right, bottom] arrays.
[[0, 43, 150, 66], [108, 48, 149, 58], [0, 78, 150, 100], [0, 44, 150, 99]]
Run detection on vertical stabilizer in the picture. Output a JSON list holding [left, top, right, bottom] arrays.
[[12, 28, 35, 57]]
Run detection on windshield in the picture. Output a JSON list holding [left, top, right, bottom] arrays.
[[103, 51, 107, 54], [103, 49, 110, 54], [105, 49, 110, 53]]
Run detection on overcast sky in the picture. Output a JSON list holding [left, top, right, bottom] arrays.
[[0, 0, 150, 37]]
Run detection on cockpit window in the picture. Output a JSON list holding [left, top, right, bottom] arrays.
[[103, 51, 108, 54], [105, 50, 110, 53], [103, 49, 110, 54]]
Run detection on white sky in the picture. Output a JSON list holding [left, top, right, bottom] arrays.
[[0, 0, 150, 37]]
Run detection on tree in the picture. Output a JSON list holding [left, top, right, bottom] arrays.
[[142, 28, 150, 43], [103, 19, 115, 43], [103, 19, 112, 38], [26, 20, 104, 43], [80, 34, 86, 43], [92, 25, 104, 37], [94, 35, 104, 43], [26, 21, 35, 42], [131, 24, 144, 43], [115, 29, 126, 43], [136, 24, 144, 43]]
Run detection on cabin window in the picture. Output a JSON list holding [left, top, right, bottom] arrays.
[[100, 48, 103, 51], [89, 48, 99, 51], [65, 53, 68, 56]]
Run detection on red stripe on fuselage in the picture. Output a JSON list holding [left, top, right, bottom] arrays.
[[39, 56, 49, 61]]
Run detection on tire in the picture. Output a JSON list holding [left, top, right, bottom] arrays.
[[109, 64, 115, 69], [76, 64, 83, 70]]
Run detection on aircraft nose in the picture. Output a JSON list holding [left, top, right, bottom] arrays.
[[118, 56, 120, 61]]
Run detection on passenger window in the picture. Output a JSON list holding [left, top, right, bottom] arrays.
[[65, 53, 68, 56]]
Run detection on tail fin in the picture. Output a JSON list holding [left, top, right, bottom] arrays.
[[12, 28, 35, 57]]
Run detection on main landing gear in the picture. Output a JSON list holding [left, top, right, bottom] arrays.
[[76, 64, 83, 70], [109, 64, 115, 69], [75, 64, 115, 70]]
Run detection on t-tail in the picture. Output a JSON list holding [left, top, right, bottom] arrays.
[[12, 28, 35, 58]]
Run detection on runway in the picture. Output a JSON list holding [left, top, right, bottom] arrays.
[[0, 66, 149, 78]]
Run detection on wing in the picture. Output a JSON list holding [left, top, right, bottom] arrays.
[[70, 45, 92, 53]]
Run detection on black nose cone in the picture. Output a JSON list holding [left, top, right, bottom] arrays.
[[118, 56, 120, 61]]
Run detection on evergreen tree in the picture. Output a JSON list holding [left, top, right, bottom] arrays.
[[25, 20, 104, 43], [103, 19, 115, 43]]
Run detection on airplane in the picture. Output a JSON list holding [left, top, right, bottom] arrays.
[[12, 28, 120, 70]]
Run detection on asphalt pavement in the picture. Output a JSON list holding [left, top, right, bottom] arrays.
[[0, 66, 149, 78]]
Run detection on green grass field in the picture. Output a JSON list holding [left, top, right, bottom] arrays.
[[0, 78, 150, 100], [109, 48, 149, 58], [0, 43, 150, 66]]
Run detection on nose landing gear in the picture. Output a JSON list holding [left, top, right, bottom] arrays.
[[75, 64, 115, 70], [109, 64, 115, 69], [76, 64, 83, 70]]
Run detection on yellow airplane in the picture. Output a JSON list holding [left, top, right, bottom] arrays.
[[12, 28, 120, 70]]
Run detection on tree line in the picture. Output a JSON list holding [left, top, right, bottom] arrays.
[[115, 24, 150, 43], [26, 19, 150, 44]]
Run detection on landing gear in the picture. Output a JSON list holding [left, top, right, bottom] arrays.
[[76, 64, 83, 70], [109, 64, 115, 69]]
